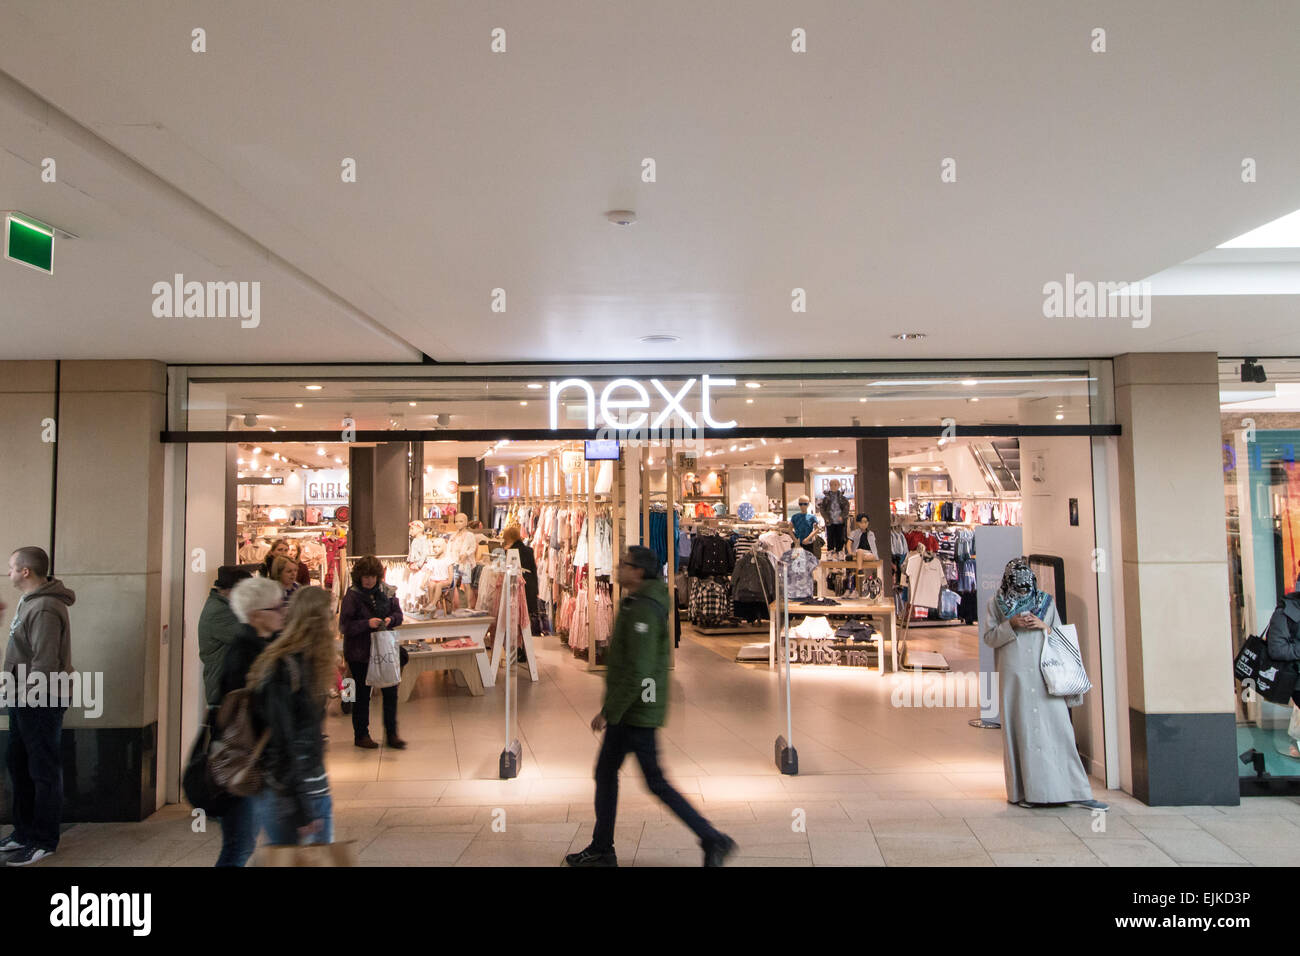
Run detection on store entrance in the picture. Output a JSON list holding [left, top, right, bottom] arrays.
[[182, 428, 1104, 795]]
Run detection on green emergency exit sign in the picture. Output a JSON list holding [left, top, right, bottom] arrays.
[[5, 213, 54, 274]]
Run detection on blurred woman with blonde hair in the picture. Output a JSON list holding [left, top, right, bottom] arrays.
[[248, 585, 337, 846]]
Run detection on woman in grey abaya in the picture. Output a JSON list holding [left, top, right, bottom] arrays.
[[983, 557, 1108, 810]]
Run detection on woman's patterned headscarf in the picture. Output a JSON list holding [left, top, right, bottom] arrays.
[[996, 556, 1042, 619]]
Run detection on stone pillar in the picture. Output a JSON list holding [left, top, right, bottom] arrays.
[[0, 361, 167, 823], [1114, 353, 1237, 805], [855, 438, 893, 600]]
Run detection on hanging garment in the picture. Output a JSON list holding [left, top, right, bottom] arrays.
[[732, 550, 776, 605], [688, 534, 735, 577], [779, 548, 819, 602], [903, 552, 945, 609]]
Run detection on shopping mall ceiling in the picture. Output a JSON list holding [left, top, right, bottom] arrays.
[[2, 1, 1300, 363]]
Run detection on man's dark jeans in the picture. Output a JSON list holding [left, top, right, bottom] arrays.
[[6, 705, 66, 851], [348, 661, 397, 742], [592, 722, 722, 852]]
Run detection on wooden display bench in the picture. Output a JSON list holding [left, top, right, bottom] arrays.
[[769, 597, 900, 674], [392, 617, 492, 701]]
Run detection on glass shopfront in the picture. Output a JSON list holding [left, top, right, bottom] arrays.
[[165, 358, 1121, 796], [1221, 358, 1300, 793]]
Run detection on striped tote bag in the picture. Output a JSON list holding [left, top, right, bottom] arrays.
[[1039, 623, 1093, 700]]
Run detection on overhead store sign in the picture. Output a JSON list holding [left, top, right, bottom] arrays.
[[549, 376, 737, 431], [4, 213, 54, 274], [304, 468, 349, 505]]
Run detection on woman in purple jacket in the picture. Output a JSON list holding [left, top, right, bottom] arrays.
[[339, 555, 405, 750]]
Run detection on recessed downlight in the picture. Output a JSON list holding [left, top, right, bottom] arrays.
[[305, 384, 323, 391], [745, 382, 761, 389], [639, 334, 680, 345], [527, 383, 543, 390]]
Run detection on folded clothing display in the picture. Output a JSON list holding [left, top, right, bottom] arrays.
[[789, 615, 835, 641], [833, 620, 877, 643]]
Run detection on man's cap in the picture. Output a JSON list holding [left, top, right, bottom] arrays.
[[216, 565, 253, 590], [623, 546, 661, 579]]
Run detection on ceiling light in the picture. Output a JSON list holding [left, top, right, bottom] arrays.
[[774, 455, 781, 464], [638, 333, 680, 345], [729, 445, 738, 452], [305, 385, 323, 391], [1055, 413, 1065, 420], [527, 383, 543, 390], [317, 447, 325, 456], [931, 466, 942, 472], [236, 458, 244, 465], [910, 466, 921, 472], [268, 426, 276, 432], [760, 438, 767, 446], [969, 397, 980, 403], [605, 209, 637, 226], [745, 382, 761, 390], [519, 401, 528, 406], [426, 465, 433, 473], [892, 332, 927, 341], [961, 379, 978, 387], [746, 398, 754, 404], [334, 457, 343, 464], [408, 402, 417, 407], [1219, 208, 1300, 248], [294, 402, 303, 408], [859, 397, 867, 403]]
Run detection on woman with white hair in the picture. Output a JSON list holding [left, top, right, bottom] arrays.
[[210, 575, 285, 867]]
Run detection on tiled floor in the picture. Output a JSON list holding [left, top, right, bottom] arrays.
[[25, 624, 1300, 866]]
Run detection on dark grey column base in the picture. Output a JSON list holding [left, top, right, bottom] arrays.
[[0, 722, 158, 824], [1129, 709, 1239, 806]]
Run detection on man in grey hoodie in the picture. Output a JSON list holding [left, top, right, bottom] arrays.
[[1, 546, 76, 866]]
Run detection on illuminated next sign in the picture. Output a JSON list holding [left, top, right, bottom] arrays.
[[549, 376, 737, 431]]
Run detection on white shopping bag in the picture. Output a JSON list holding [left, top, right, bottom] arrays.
[[367, 630, 402, 688], [1039, 622, 1092, 702]]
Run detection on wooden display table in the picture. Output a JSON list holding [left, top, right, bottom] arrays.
[[392, 617, 492, 700], [813, 557, 884, 599], [769, 597, 899, 674]]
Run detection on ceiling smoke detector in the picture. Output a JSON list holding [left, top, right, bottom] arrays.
[[605, 210, 637, 226]]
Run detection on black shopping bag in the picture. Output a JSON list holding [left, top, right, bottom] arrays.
[[1234, 634, 1299, 705]]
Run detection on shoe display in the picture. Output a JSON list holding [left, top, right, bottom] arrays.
[[564, 844, 617, 867], [354, 737, 379, 749], [5, 846, 52, 866], [703, 835, 737, 867]]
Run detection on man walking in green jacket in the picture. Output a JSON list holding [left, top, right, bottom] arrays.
[[566, 547, 736, 867]]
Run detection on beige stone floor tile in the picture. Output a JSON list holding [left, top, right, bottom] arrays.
[[1235, 844, 1300, 866], [567, 801, 666, 824], [808, 829, 884, 866], [965, 817, 1085, 851], [779, 774, 878, 794], [750, 801, 849, 825], [1193, 816, 1300, 848], [632, 846, 707, 867], [472, 821, 581, 843], [839, 799, 943, 823], [566, 825, 644, 860], [357, 828, 477, 864], [1127, 814, 1213, 833], [356, 779, 450, 800], [928, 798, 1036, 818], [101, 838, 197, 867], [379, 805, 480, 827], [989, 846, 1104, 866], [472, 804, 571, 824], [868, 818, 974, 839], [455, 840, 573, 866], [1059, 813, 1147, 841], [1138, 828, 1249, 865], [875, 836, 994, 867], [1085, 839, 1180, 867]]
